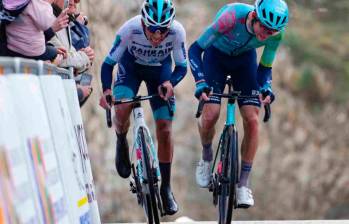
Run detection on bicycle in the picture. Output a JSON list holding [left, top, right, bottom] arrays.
[[106, 92, 173, 224], [195, 76, 271, 224]]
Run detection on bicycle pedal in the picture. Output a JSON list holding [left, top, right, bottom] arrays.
[[129, 183, 137, 193], [208, 183, 214, 192]]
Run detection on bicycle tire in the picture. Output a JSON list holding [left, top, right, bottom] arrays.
[[218, 125, 238, 224], [139, 128, 160, 224], [144, 194, 153, 224], [226, 126, 238, 223]]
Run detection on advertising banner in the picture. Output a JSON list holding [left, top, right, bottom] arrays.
[[0, 77, 42, 224], [6, 75, 70, 224], [40, 76, 91, 224], [63, 80, 101, 224]]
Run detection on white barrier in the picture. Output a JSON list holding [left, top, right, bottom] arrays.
[[0, 56, 101, 224], [5, 75, 70, 224], [39, 76, 92, 223], [64, 80, 101, 224], [0, 77, 44, 224]]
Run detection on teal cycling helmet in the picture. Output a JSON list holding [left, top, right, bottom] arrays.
[[141, 0, 175, 28], [255, 0, 289, 31]]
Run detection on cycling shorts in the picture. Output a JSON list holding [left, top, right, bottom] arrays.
[[202, 46, 261, 107], [113, 50, 175, 121]]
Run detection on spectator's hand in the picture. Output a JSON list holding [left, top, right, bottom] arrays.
[[81, 46, 95, 62], [99, 89, 113, 110], [57, 47, 67, 59], [76, 13, 88, 25], [76, 84, 93, 106], [52, 54, 64, 65], [158, 81, 173, 101], [51, 8, 69, 32]]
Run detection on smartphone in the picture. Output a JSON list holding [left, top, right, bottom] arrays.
[[79, 73, 92, 86], [64, 0, 69, 9]]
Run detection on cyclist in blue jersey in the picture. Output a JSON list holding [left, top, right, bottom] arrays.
[[189, 0, 289, 208], [99, 0, 187, 215]]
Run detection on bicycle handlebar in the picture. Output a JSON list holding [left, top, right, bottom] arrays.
[[195, 89, 272, 123], [105, 92, 174, 128]]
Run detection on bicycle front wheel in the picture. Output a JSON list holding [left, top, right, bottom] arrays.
[[139, 127, 160, 224], [218, 125, 238, 224]]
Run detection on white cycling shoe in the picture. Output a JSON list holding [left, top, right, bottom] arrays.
[[195, 159, 212, 188], [236, 186, 254, 208]]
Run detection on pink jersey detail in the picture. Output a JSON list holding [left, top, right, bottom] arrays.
[[3, 0, 30, 10], [6, 0, 55, 56], [238, 18, 246, 24], [213, 11, 236, 34]]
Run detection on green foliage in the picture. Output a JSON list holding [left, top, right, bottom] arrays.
[[284, 2, 349, 104]]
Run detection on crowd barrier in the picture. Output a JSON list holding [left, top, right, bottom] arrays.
[[0, 57, 101, 224]]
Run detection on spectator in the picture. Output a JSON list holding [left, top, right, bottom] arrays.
[[49, 0, 93, 74], [49, 0, 94, 106], [4, 0, 69, 62], [67, 0, 90, 51]]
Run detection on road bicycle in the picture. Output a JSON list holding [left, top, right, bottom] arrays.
[[196, 76, 271, 224], [106, 93, 173, 224]]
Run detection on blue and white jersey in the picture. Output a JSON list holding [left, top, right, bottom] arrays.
[[105, 15, 187, 67]]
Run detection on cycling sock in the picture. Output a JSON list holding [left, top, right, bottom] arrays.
[[238, 161, 252, 187], [202, 143, 213, 162], [116, 132, 127, 142], [159, 162, 171, 190]]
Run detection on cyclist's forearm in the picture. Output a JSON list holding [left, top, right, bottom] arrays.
[[170, 64, 187, 87], [257, 64, 272, 87], [101, 61, 114, 92], [189, 41, 205, 83]]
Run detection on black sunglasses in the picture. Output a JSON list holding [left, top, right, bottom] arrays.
[[147, 25, 169, 34]]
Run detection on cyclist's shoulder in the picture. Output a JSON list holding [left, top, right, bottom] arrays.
[[170, 20, 186, 36], [118, 15, 143, 35], [216, 3, 254, 19]]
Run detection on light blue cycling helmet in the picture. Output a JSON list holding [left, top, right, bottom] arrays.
[[255, 0, 289, 31], [141, 0, 176, 28]]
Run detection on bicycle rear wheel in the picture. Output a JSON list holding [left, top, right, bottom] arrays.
[[139, 127, 160, 224], [218, 125, 238, 224]]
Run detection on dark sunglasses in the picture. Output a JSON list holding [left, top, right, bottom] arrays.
[[146, 25, 169, 34], [256, 19, 279, 34]]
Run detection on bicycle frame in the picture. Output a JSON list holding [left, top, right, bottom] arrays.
[[196, 76, 271, 223], [107, 94, 172, 222], [131, 103, 161, 185]]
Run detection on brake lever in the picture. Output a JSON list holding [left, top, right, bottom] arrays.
[[106, 95, 112, 128], [195, 87, 212, 118], [160, 86, 174, 117], [262, 92, 271, 123]]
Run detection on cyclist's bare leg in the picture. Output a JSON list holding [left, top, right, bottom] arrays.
[[156, 119, 173, 162], [114, 103, 133, 134], [199, 103, 221, 146], [156, 119, 178, 215], [113, 103, 133, 178], [195, 103, 221, 188], [239, 105, 260, 187]]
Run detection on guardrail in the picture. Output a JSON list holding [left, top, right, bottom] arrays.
[[0, 57, 73, 78], [0, 57, 101, 224]]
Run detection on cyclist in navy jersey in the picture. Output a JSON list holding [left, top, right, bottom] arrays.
[[99, 0, 187, 215], [189, 0, 289, 208]]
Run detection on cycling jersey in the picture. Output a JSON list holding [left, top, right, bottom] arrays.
[[189, 3, 284, 86], [101, 15, 187, 92]]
